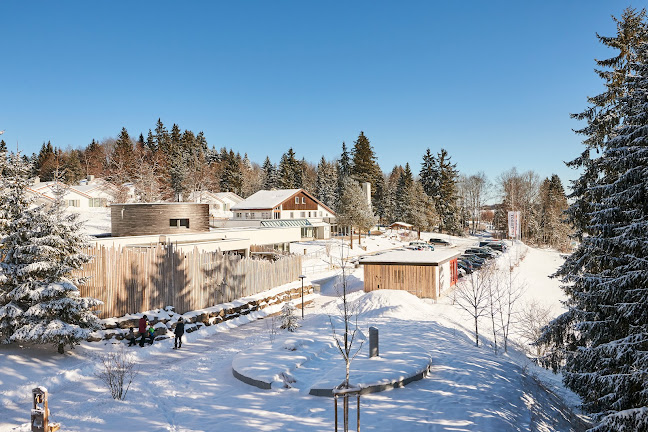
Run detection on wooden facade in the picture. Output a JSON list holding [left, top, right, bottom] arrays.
[[77, 245, 303, 318], [363, 263, 441, 298], [360, 251, 460, 300], [111, 203, 210, 237], [281, 191, 319, 211]]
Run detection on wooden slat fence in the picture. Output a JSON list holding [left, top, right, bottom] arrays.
[[77, 245, 303, 318]]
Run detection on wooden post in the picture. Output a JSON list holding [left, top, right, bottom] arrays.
[[31, 387, 59, 432]]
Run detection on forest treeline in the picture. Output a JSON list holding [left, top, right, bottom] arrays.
[[0, 120, 571, 251]]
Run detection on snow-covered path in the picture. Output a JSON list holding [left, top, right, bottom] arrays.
[[0, 242, 590, 431]]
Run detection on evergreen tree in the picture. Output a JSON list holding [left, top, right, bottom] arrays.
[[0, 140, 6, 153], [277, 148, 301, 189], [83, 139, 106, 177], [350, 131, 378, 183], [537, 175, 570, 251], [0, 157, 101, 353], [419, 148, 436, 196], [538, 9, 648, 430], [315, 157, 338, 209], [35, 141, 57, 181], [262, 157, 277, 190], [395, 163, 414, 220], [109, 127, 135, 184], [63, 150, 84, 184], [220, 150, 243, 194], [336, 142, 351, 210], [433, 149, 461, 235]]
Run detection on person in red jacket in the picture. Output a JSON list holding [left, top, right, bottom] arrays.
[[138, 315, 148, 347]]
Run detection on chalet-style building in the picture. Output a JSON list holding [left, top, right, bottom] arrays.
[[359, 249, 460, 300], [229, 189, 336, 239]]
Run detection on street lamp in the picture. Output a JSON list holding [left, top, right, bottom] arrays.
[[298, 275, 306, 318]]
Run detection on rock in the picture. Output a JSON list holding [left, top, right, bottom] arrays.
[[87, 333, 103, 342]]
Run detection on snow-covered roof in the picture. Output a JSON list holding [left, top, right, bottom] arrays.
[[389, 221, 413, 228], [214, 192, 244, 203], [359, 249, 460, 265], [232, 189, 301, 210]]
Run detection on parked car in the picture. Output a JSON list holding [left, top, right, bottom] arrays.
[[464, 248, 495, 259], [457, 259, 474, 274], [461, 254, 485, 268], [428, 238, 452, 246], [409, 241, 435, 251], [485, 241, 508, 252]]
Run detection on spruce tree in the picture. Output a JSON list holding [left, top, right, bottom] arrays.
[[315, 157, 338, 209], [350, 131, 378, 183], [538, 8, 648, 430], [419, 148, 436, 196], [277, 148, 301, 189], [262, 157, 277, 189], [433, 149, 461, 235], [0, 157, 101, 353], [336, 142, 351, 210], [0, 140, 6, 153]]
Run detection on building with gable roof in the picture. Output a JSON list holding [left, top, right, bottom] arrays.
[[229, 188, 336, 239]]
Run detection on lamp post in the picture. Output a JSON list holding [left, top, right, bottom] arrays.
[[298, 275, 306, 318]]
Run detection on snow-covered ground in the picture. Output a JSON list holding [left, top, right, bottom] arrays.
[[0, 229, 591, 431]]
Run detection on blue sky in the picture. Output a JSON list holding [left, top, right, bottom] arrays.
[[0, 1, 633, 187]]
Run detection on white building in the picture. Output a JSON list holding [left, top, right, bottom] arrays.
[[229, 189, 336, 239], [31, 176, 119, 209]]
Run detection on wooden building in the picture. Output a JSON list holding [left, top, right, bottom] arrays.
[[111, 203, 210, 237], [359, 250, 460, 300]]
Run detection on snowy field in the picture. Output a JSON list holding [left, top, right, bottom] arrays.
[[0, 230, 592, 431]]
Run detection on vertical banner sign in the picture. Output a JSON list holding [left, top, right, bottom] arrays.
[[508, 211, 520, 239]]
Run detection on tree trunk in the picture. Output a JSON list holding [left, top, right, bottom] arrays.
[[349, 227, 353, 249], [58, 343, 65, 354], [474, 316, 479, 347]]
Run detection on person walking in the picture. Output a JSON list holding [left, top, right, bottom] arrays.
[[174, 317, 185, 349], [138, 315, 148, 347]]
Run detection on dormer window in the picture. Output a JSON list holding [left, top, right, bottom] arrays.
[[301, 197, 305, 204], [295, 197, 299, 204]]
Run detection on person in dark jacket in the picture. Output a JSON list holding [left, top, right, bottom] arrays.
[[138, 315, 148, 347], [174, 317, 185, 349]]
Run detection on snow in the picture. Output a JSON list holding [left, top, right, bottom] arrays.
[[359, 249, 460, 264], [231, 189, 302, 210], [0, 232, 591, 431]]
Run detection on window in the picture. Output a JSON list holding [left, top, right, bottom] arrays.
[[88, 198, 102, 207], [301, 197, 305, 204], [295, 197, 299, 204], [170, 218, 190, 228], [250, 212, 256, 219], [319, 211, 322, 217], [68, 200, 80, 207], [290, 212, 294, 218], [274, 212, 280, 219], [236, 212, 242, 218], [300, 212, 306, 218], [308, 211, 311, 217]]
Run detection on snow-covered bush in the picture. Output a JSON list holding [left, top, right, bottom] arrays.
[[95, 347, 139, 400], [280, 302, 299, 332]]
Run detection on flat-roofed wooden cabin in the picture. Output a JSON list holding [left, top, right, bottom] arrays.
[[359, 249, 460, 300]]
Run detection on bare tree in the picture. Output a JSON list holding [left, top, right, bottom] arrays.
[[329, 241, 365, 430], [453, 263, 492, 347], [497, 258, 525, 353], [518, 300, 553, 357]]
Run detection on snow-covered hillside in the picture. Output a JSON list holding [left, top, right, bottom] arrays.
[[0, 234, 590, 431]]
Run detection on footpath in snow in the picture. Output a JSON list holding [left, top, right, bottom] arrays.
[[0, 235, 590, 431]]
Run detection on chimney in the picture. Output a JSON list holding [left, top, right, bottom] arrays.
[[361, 182, 372, 210]]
